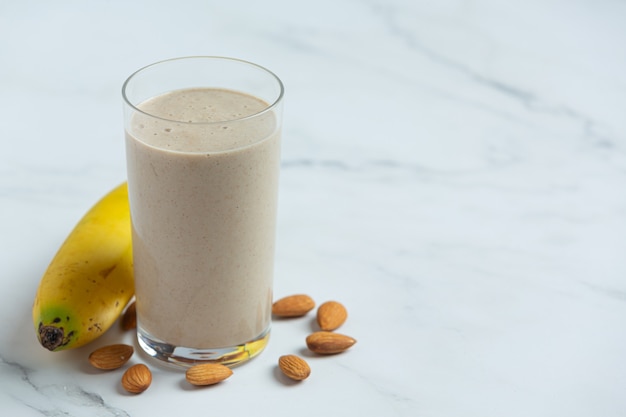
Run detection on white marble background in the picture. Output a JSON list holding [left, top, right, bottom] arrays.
[[1, 0, 625, 416]]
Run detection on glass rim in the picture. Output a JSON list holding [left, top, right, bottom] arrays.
[[121, 55, 284, 125]]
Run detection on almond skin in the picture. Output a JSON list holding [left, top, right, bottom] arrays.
[[88, 344, 134, 370], [306, 331, 356, 355], [272, 294, 315, 317], [278, 355, 311, 381], [122, 364, 152, 394], [121, 301, 136, 331], [316, 301, 348, 331], [185, 363, 233, 386]]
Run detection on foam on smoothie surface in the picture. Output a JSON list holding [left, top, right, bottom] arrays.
[[133, 88, 274, 153]]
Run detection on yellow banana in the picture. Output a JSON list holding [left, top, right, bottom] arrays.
[[32, 182, 134, 351]]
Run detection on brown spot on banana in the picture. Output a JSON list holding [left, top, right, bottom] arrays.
[[87, 323, 103, 332], [99, 265, 117, 278]]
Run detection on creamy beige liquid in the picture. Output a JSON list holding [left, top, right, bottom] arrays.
[[125, 88, 280, 349]]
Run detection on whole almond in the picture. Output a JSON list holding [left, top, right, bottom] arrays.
[[278, 355, 311, 381], [306, 331, 356, 355], [272, 294, 315, 317], [88, 344, 134, 370], [185, 363, 233, 386], [122, 364, 152, 394], [121, 301, 136, 331], [316, 301, 348, 331]]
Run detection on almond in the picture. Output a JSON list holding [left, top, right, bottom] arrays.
[[121, 301, 136, 331], [272, 294, 315, 317], [185, 363, 233, 386], [121, 364, 152, 394], [306, 331, 356, 355], [316, 301, 348, 331], [278, 355, 311, 381], [88, 344, 134, 370]]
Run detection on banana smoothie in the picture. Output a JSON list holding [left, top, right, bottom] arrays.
[[125, 87, 281, 358]]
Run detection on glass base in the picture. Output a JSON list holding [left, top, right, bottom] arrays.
[[137, 326, 270, 368]]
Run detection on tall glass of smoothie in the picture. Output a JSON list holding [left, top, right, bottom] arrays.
[[122, 57, 283, 367]]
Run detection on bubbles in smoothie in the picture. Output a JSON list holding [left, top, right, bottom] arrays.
[[133, 88, 274, 152]]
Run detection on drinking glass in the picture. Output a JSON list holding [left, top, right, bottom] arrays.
[[122, 56, 283, 367]]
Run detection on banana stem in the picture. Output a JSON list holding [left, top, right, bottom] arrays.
[[38, 324, 66, 351]]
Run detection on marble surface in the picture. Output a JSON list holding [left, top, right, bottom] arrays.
[[1, 0, 625, 416]]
